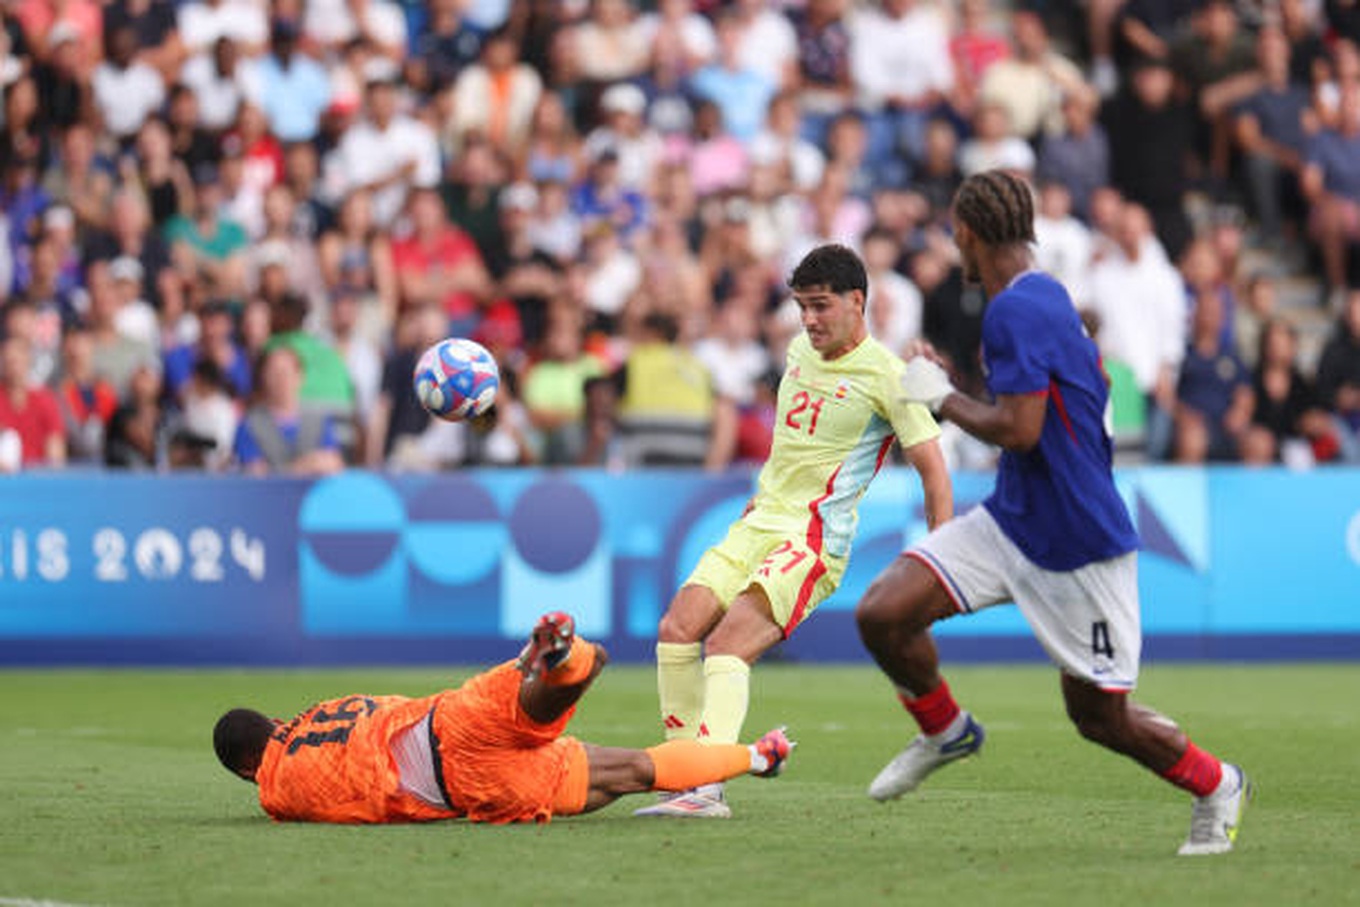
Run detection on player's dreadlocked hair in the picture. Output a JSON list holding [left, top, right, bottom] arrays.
[[214, 708, 276, 779], [952, 170, 1037, 247]]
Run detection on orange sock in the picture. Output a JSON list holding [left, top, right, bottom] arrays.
[[645, 739, 750, 791], [543, 638, 597, 687]]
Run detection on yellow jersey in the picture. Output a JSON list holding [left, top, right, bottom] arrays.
[[745, 333, 940, 558]]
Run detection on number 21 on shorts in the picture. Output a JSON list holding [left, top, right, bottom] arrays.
[[757, 540, 809, 578]]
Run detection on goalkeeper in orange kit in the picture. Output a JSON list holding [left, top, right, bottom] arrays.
[[213, 612, 793, 824]]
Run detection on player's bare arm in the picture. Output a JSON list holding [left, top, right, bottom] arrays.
[[936, 391, 1047, 453], [902, 437, 952, 529]]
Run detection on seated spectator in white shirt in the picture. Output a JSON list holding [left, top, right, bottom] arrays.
[[450, 28, 543, 157], [639, 0, 716, 75], [1033, 181, 1094, 308], [303, 0, 407, 61], [749, 90, 826, 193], [733, 0, 798, 91], [177, 0, 267, 56], [861, 225, 922, 355], [336, 65, 442, 228], [584, 83, 665, 192], [958, 102, 1035, 177], [179, 36, 258, 133], [695, 302, 770, 406], [93, 25, 166, 143]]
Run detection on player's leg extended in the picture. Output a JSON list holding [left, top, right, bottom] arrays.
[[516, 612, 607, 725], [572, 729, 795, 814], [656, 585, 725, 741], [698, 587, 784, 744], [1061, 676, 1251, 855], [856, 554, 988, 800]]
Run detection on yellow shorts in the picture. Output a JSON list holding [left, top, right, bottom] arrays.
[[684, 520, 846, 637]]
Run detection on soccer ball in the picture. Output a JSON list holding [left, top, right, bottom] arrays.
[[412, 337, 501, 421]]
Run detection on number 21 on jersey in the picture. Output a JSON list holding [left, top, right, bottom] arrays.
[[785, 391, 825, 436]]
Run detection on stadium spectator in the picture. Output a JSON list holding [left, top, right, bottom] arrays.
[[1233, 28, 1310, 248], [163, 83, 217, 174], [329, 287, 382, 430], [103, 361, 166, 469], [483, 181, 564, 352], [392, 186, 494, 335], [250, 184, 324, 313], [790, 0, 853, 148], [450, 29, 543, 158], [31, 28, 86, 133], [949, 0, 1010, 118], [694, 302, 769, 406], [86, 262, 159, 397], [731, 0, 797, 93], [163, 298, 250, 403], [958, 102, 1034, 178], [0, 334, 65, 470], [102, 0, 181, 81], [1088, 202, 1185, 459], [861, 224, 922, 355], [441, 133, 508, 257], [1301, 84, 1360, 306], [911, 118, 963, 224], [521, 316, 603, 464], [1036, 90, 1109, 223], [17, 236, 79, 385], [335, 65, 441, 228], [264, 292, 356, 431], [1315, 288, 1360, 462], [1242, 317, 1336, 465], [686, 99, 750, 198], [54, 324, 118, 464], [1103, 58, 1194, 258], [93, 24, 166, 145], [1034, 181, 1094, 308], [583, 83, 662, 194], [368, 304, 451, 469], [1173, 287, 1253, 463], [175, 0, 267, 57], [978, 10, 1092, 145], [750, 90, 826, 194], [175, 358, 237, 470], [317, 189, 397, 345], [520, 94, 584, 187], [165, 165, 250, 301], [178, 37, 249, 134], [1169, 0, 1256, 180], [688, 11, 775, 145], [43, 122, 114, 235], [570, 0, 650, 88], [408, 0, 484, 96], [639, 0, 716, 76], [249, 21, 331, 145], [302, 0, 406, 62], [232, 345, 344, 476], [614, 311, 733, 469]]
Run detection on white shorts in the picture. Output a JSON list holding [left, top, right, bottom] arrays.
[[908, 506, 1141, 692]]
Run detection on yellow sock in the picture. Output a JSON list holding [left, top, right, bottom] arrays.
[[645, 739, 751, 791], [543, 637, 597, 687], [699, 655, 750, 744], [657, 642, 704, 741]]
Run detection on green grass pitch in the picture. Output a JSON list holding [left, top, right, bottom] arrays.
[[1, 662, 1358, 906]]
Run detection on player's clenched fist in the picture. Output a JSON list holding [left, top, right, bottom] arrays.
[[899, 357, 955, 415]]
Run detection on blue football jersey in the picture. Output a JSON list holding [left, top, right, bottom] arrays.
[[980, 272, 1139, 570]]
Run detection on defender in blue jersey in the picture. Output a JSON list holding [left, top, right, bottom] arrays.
[[855, 170, 1251, 856]]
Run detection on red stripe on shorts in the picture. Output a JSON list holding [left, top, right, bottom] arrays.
[[783, 557, 827, 638]]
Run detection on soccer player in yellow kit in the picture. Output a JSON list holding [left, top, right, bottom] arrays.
[[637, 243, 954, 817]]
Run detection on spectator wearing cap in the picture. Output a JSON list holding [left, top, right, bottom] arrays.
[[336, 63, 440, 227], [232, 344, 344, 475], [108, 255, 159, 348], [584, 82, 664, 192], [0, 335, 65, 471], [93, 24, 167, 144], [688, 11, 776, 144], [54, 324, 119, 463], [249, 19, 331, 144], [164, 163, 250, 299], [392, 186, 494, 335], [163, 299, 250, 403], [1036, 90, 1109, 222], [409, 0, 485, 96], [303, 0, 407, 62], [175, 0, 267, 56], [1302, 84, 1360, 306], [1232, 28, 1310, 249], [570, 0, 651, 86], [86, 262, 161, 398], [180, 36, 258, 134], [450, 28, 543, 157]]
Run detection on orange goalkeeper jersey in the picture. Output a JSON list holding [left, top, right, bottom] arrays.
[[256, 693, 455, 824]]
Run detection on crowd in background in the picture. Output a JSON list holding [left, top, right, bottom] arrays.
[[1, 0, 1359, 476]]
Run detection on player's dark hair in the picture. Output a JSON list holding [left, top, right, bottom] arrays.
[[214, 708, 275, 779], [952, 170, 1037, 247], [789, 244, 868, 297]]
